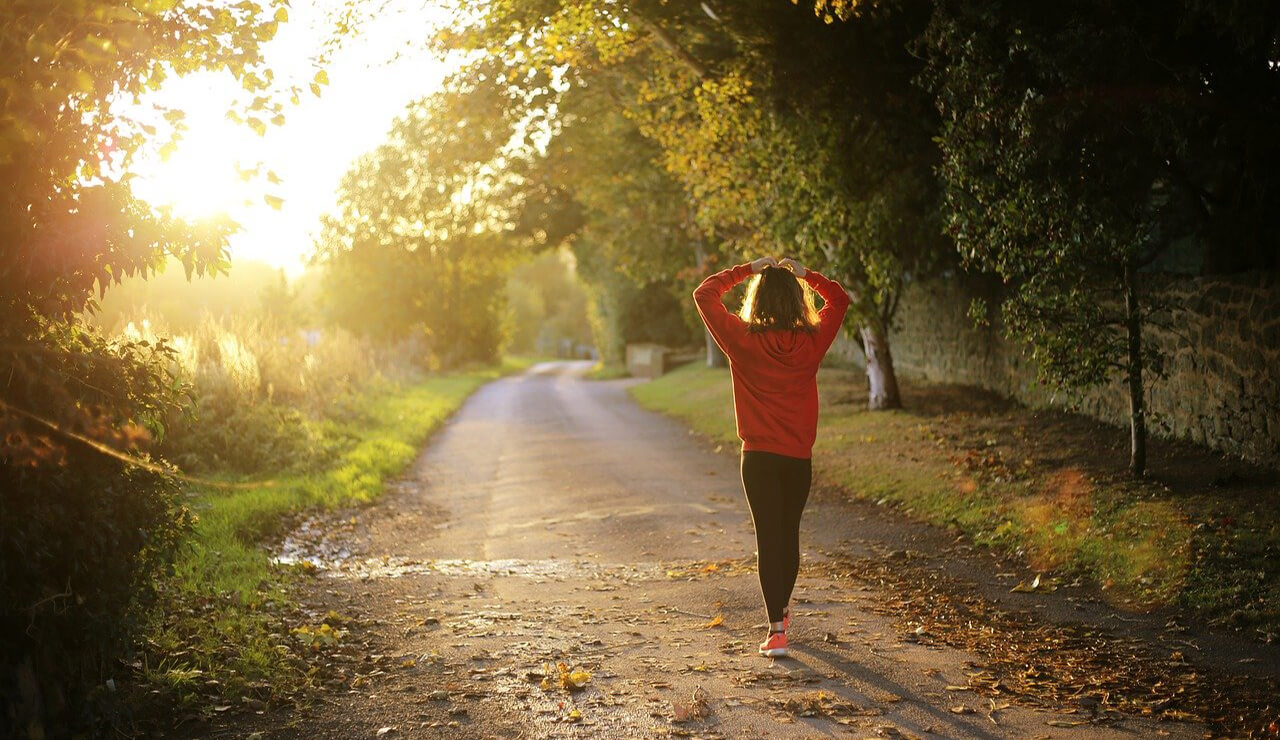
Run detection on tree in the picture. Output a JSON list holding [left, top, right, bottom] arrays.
[[444, 0, 951, 407], [504, 248, 594, 356], [521, 78, 709, 364], [635, 1, 951, 407], [314, 82, 522, 367], [0, 0, 288, 732], [1, 0, 295, 459], [921, 0, 1280, 475]]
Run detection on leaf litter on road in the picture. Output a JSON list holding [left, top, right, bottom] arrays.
[[809, 554, 1280, 739]]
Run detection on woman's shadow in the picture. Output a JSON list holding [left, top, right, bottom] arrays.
[[779, 641, 1011, 740]]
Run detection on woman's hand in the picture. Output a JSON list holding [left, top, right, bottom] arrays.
[[779, 257, 806, 277], [750, 256, 778, 273]]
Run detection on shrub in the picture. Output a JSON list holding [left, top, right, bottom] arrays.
[[0, 320, 191, 738], [115, 314, 416, 475]]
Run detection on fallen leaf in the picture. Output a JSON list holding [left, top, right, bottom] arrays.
[[672, 687, 712, 722]]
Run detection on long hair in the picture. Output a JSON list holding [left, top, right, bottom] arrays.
[[738, 266, 820, 333]]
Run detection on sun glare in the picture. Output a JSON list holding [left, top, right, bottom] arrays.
[[129, 73, 265, 223], [122, 1, 458, 274]]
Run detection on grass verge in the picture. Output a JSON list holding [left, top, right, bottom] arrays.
[[630, 362, 1280, 640], [133, 356, 539, 721]]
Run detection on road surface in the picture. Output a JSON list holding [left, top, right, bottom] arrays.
[[248, 361, 1208, 739]]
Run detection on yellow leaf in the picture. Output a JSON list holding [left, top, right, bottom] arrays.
[[1010, 574, 1041, 592], [264, 194, 284, 210], [72, 69, 95, 94], [703, 614, 724, 628]]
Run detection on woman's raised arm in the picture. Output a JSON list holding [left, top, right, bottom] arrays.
[[693, 257, 775, 357], [800, 268, 851, 355]]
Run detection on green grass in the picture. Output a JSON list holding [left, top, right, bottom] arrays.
[[140, 357, 536, 712], [630, 362, 1280, 633]]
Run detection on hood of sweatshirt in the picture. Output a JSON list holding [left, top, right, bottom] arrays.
[[753, 328, 815, 370]]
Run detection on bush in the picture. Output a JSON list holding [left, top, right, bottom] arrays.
[[0, 321, 191, 738], [0, 458, 190, 737], [114, 315, 417, 475]]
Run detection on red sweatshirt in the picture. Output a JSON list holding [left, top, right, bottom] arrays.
[[692, 263, 851, 459]]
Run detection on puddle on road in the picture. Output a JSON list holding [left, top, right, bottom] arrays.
[[275, 529, 754, 584], [273, 534, 675, 582], [273, 516, 354, 569], [330, 556, 669, 581], [272, 511, 756, 583]]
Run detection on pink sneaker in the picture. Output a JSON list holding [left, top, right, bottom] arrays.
[[759, 631, 788, 657]]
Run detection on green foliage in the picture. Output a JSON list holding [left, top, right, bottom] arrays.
[[923, 0, 1280, 378], [315, 87, 519, 368], [0, 315, 196, 738], [1, 455, 191, 734], [537, 82, 701, 283], [107, 313, 414, 475], [925, 1, 1152, 386], [442, 0, 951, 406], [626, 4, 948, 329], [1, 1, 291, 731], [1, 0, 290, 323], [504, 248, 594, 356], [518, 78, 707, 360], [580, 264, 700, 363], [919, 0, 1280, 472]]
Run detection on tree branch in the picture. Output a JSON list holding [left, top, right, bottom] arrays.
[[632, 14, 709, 81]]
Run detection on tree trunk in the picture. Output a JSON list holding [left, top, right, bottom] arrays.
[[859, 322, 901, 410], [692, 235, 726, 367], [1123, 263, 1147, 477], [705, 331, 727, 367], [444, 248, 463, 368]]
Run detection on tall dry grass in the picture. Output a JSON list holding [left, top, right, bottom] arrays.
[[114, 313, 422, 474]]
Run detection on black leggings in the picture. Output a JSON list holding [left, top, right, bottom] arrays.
[[740, 450, 812, 623]]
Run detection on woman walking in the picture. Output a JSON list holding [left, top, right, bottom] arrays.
[[692, 256, 851, 657]]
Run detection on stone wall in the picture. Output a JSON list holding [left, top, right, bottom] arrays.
[[830, 271, 1280, 467]]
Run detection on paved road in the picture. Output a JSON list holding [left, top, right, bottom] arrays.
[[260, 361, 1204, 739]]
